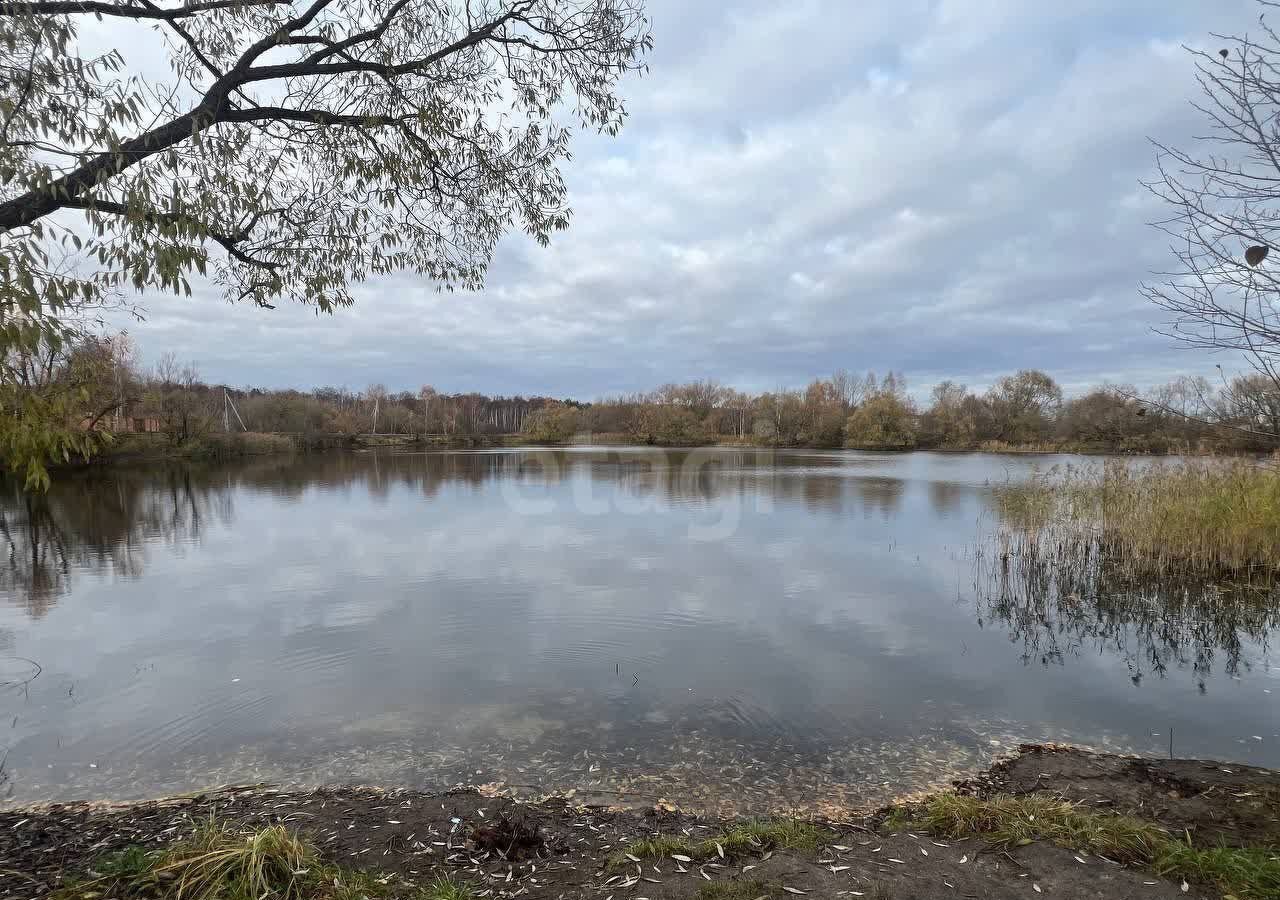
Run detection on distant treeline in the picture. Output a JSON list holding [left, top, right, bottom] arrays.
[[21, 333, 1280, 456], [529, 370, 1277, 453]]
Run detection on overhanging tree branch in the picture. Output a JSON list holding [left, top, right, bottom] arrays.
[[0, 2, 556, 232], [0, 0, 288, 19], [62, 197, 281, 268], [0, 0, 650, 485]]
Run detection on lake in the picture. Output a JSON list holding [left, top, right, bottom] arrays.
[[1, 448, 1276, 814]]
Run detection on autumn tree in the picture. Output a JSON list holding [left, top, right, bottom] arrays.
[[521, 400, 578, 442], [918, 380, 977, 447], [238, 390, 331, 433], [0, 0, 651, 484], [1, 329, 134, 485], [844, 393, 916, 449], [1056, 387, 1154, 450], [801, 377, 848, 447], [752, 389, 804, 446], [983, 369, 1062, 444]]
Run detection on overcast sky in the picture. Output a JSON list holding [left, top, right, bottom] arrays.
[[102, 0, 1265, 399]]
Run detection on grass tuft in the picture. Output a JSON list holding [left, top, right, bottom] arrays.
[[702, 821, 824, 857], [611, 820, 825, 869], [52, 819, 472, 900], [919, 794, 1280, 899], [421, 874, 477, 900], [89, 845, 153, 881], [608, 834, 694, 867], [921, 794, 1165, 863], [1154, 844, 1280, 899], [880, 807, 913, 833]]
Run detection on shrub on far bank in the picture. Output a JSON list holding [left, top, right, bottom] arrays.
[[844, 394, 917, 450], [182, 433, 296, 459], [79, 431, 297, 465], [521, 403, 580, 443]]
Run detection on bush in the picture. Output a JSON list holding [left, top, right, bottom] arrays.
[[521, 403, 579, 443], [844, 394, 917, 449], [183, 433, 296, 459]]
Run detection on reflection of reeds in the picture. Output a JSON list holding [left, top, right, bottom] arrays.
[[995, 459, 1280, 581], [975, 547, 1277, 679]]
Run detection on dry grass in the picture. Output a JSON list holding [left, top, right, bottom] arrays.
[[995, 459, 1280, 581], [54, 819, 473, 900]]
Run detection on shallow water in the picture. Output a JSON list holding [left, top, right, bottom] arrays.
[[0, 448, 1276, 813]]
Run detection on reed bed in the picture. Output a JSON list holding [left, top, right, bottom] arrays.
[[994, 459, 1280, 582]]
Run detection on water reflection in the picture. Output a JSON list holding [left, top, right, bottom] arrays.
[[0, 468, 231, 616], [927, 480, 966, 517], [0, 449, 913, 612], [0, 449, 1274, 810], [975, 544, 1278, 688]]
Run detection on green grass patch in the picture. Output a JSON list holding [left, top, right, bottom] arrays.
[[421, 875, 477, 900], [1154, 844, 1280, 899], [918, 794, 1280, 899], [614, 833, 696, 863], [53, 819, 473, 900], [920, 794, 1165, 864], [880, 807, 913, 833], [697, 879, 773, 900], [90, 845, 153, 881], [611, 820, 825, 869], [705, 821, 823, 856]]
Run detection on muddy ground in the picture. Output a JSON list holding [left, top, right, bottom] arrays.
[[1, 745, 1276, 900]]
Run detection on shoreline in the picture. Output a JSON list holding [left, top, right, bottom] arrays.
[[4, 745, 1276, 899], [53, 435, 1252, 474]]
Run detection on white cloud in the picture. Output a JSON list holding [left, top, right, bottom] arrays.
[[103, 0, 1266, 397]]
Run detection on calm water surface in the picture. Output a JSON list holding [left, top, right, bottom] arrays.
[[1, 448, 1276, 813]]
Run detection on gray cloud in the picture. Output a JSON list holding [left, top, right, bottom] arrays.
[[104, 0, 1263, 397]]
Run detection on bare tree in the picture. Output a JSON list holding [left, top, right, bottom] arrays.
[[147, 355, 214, 444], [1143, 2, 1280, 397], [1216, 372, 1280, 442]]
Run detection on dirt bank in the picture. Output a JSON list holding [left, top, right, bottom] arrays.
[[1, 745, 1276, 899]]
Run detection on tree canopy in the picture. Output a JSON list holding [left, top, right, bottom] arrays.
[[0, 0, 650, 485]]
